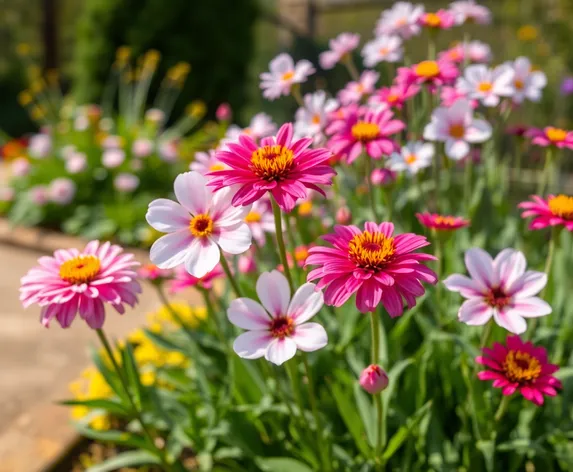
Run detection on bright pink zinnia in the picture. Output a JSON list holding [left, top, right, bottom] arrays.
[[525, 127, 573, 149], [369, 83, 420, 109], [518, 194, 573, 231], [326, 105, 404, 164], [396, 60, 459, 89], [20, 241, 141, 329], [168, 264, 224, 294], [416, 212, 470, 231], [476, 335, 561, 406], [208, 123, 335, 213], [419, 10, 456, 29], [306, 222, 437, 315]]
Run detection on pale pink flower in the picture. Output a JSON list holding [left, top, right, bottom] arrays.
[[294, 91, 339, 144], [439, 41, 492, 64], [360, 365, 389, 394], [11, 157, 30, 177], [28, 133, 52, 159], [338, 70, 379, 105], [138, 263, 172, 282], [444, 248, 551, 334], [159, 140, 179, 162], [102, 149, 125, 168], [227, 270, 327, 366], [145, 108, 165, 125], [361, 36, 403, 67], [224, 113, 277, 144], [146, 171, 252, 278], [190, 150, 228, 175], [456, 64, 514, 107], [132, 138, 154, 158], [419, 10, 456, 30], [49, 178, 77, 205], [168, 264, 224, 294], [238, 254, 257, 274], [19, 240, 141, 329], [506, 57, 547, 104], [260, 53, 315, 100], [370, 168, 397, 186], [450, 0, 491, 25], [375, 2, 425, 39], [29, 185, 49, 205], [388, 141, 434, 175], [114, 173, 139, 193], [244, 200, 276, 245], [65, 152, 88, 174], [102, 135, 123, 149], [440, 86, 478, 108], [319, 32, 360, 69], [369, 83, 420, 109], [0, 187, 14, 202]]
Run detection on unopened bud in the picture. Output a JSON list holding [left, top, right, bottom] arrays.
[[359, 364, 389, 395]]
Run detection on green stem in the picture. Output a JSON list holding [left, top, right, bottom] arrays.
[[480, 319, 493, 349], [343, 55, 360, 81], [537, 147, 554, 195], [375, 394, 384, 457], [96, 329, 172, 471], [284, 213, 303, 283], [199, 287, 228, 348], [291, 84, 304, 107], [370, 312, 380, 365], [494, 395, 511, 422], [219, 252, 243, 297], [464, 157, 473, 211], [369, 312, 385, 458], [365, 158, 381, 221], [271, 197, 294, 293]]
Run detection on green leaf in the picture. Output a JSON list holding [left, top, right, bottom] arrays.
[[74, 423, 150, 451], [121, 342, 144, 407], [85, 450, 160, 472], [255, 457, 314, 472], [60, 398, 129, 416], [477, 439, 495, 472], [382, 359, 414, 424], [89, 346, 125, 400], [353, 383, 376, 447]]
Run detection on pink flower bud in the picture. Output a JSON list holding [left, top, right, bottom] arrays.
[[359, 364, 389, 395], [238, 255, 257, 274], [336, 206, 351, 224], [11, 158, 30, 177], [216, 103, 232, 121], [370, 168, 396, 186]]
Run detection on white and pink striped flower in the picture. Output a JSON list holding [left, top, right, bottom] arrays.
[[444, 248, 551, 334], [375, 2, 424, 39], [319, 32, 360, 70], [260, 53, 315, 100], [361, 35, 403, 67], [227, 270, 327, 365]]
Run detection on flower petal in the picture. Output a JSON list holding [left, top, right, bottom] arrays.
[[174, 171, 209, 215], [150, 230, 193, 269], [146, 199, 190, 233], [291, 322, 328, 352], [233, 331, 273, 359], [287, 283, 324, 324], [256, 270, 291, 317], [264, 338, 298, 365], [228, 298, 272, 330], [184, 239, 220, 278], [213, 223, 252, 255], [493, 309, 527, 334], [458, 298, 493, 325], [465, 248, 494, 290]]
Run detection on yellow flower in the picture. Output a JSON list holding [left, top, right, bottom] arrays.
[[148, 302, 206, 329], [298, 200, 313, 216], [16, 43, 31, 56], [69, 367, 113, 430], [18, 90, 33, 106], [517, 25, 538, 42]]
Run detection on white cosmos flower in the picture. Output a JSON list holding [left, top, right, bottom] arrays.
[[146, 171, 252, 278], [228, 270, 328, 366], [506, 56, 547, 104], [224, 113, 277, 145], [388, 141, 434, 175], [375, 2, 424, 39], [294, 91, 339, 143], [190, 150, 228, 175], [260, 53, 315, 101], [423, 99, 492, 160], [449, 0, 491, 25], [361, 35, 403, 67], [456, 64, 514, 107]]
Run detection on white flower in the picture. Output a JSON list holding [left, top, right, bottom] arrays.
[[388, 141, 434, 175], [224, 113, 277, 145], [260, 53, 315, 100], [362, 35, 403, 67], [375, 2, 424, 39], [423, 99, 492, 160], [456, 64, 514, 107], [294, 91, 338, 144], [228, 270, 327, 366], [507, 57, 547, 104], [146, 171, 252, 278], [190, 150, 228, 175], [449, 0, 491, 25], [465, 41, 492, 63], [28, 134, 52, 159]]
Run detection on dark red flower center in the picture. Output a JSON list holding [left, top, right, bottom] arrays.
[[485, 287, 511, 309], [269, 316, 294, 339]]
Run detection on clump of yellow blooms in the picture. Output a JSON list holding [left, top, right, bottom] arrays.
[[69, 367, 113, 431], [517, 25, 538, 42], [148, 301, 207, 330]]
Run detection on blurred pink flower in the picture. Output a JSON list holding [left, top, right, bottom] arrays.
[[397, 60, 458, 89], [114, 173, 139, 193], [371, 168, 397, 185], [66, 152, 88, 174], [159, 140, 179, 162], [190, 150, 228, 175], [102, 148, 125, 168], [168, 264, 224, 294], [29, 185, 49, 205], [370, 83, 420, 109], [238, 254, 258, 274], [132, 138, 154, 158], [260, 53, 315, 100], [336, 206, 351, 224], [319, 32, 360, 69], [49, 178, 77, 205], [519, 195, 573, 232], [28, 133, 52, 158], [338, 70, 380, 105], [0, 187, 14, 202], [526, 127, 573, 149], [138, 263, 172, 282], [375, 2, 424, 39], [416, 212, 469, 231], [419, 10, 456, 29], [216, 103, 232, 121], [361, 36, 403, 67], [450, 0, 491, 25], [11, 157, 30, 177]]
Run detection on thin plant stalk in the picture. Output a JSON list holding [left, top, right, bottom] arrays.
[[271, 197, 295, 292], [494, 395, 511, 422], [218, 251, 243, 297], [370, 312, 385, 460], [365, 158, 381, 221]]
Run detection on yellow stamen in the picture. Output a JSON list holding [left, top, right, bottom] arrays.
[[478, 82, 493, 92], [503, 350, 541, 383], [282, 71, 295, 81], [298, 201, 313, 216], [424, 13, 442, 27], [59, 255, 101, 285], [209, 163, 226, 172], [545, 127, 567, 143], [250, 145, 294, 181], [514, 79, 524, 90], [548, 195, 573, 220], [189, 214, 214, 238], [433, 216, 458, 226], [245, 211, 262, 223], [311, 114, 321, 125], [351, 121, 380, 142], [348, 231, 396, 270], [414, 60, 440, 79], [294, 246, 309, 262], [405, 154, 417, 164]]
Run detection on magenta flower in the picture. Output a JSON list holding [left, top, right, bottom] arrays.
[[326, 105, 404, 164], [518, 194, 573, 231], [208, 123, 335, 213], [525, 127, 573, 149], [476, 335, 561, 406], [20, 241, 141, 329], [319, 32, 360, 70], [444, 248, 551, 334], [416, 212, 470, 231], [306, 222, 437, 315], [369, 83, 420, 109], [359, 365, 389, 394], [168, 264, 224, 294], [396, 60, 459, 89]]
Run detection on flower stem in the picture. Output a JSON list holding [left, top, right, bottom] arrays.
[[364, 158, 381, 221], [95, 328, 173, 471], [291, 84, 304, 107], [494, 395, 511, 422], [218, 252, 243, 297], [199, 287, 228, 348], [369, 312, 385, 457], [343, 55, 360, 81], [464, 157, 473, 211], [284, 212, 303, 283], [537, 147, 554, 195], [271, 197, 295, 293], [480, 319, 493, 349], [370, 311, 380, 365]]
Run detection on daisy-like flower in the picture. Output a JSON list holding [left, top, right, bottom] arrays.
[[416, 212, 470, 231], [338, 70, 380, 105], [227, 270, 327, 366], [450, 0, 491, 25], [146, 171, 252, 278], [138, 264, 172, 282], [361, 36, 403, 67], [456, 64, 514, 107], [190, 150, 228, 175], [444, 248, 551, 334], [20, 241, 141, 329], [388, 141, 434, 175], [326, 105, 404, 164], [260, 53, 315, 100], [440, 86, 478, 108], [519, 194, 573, 231], [506, 57, 547, 104], [369, 83, 420, 109], [244, 199, 276, 245], [225, 113, 277, 144], [423, 99, 492, 160], [419, 10, 456, 30], [439, 41, 492, 64], [375, 2, 425, 39], [319, 32, 360, 70], [526, 127, 573, 149], [209, 123, 335, 213], [168, 264, 224, 294], [294, 91, 339, 144], [396, 59, 459, 89], [306, 222, 437, 315], [476, 335, 561, 406]]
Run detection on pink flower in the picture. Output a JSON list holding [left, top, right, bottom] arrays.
[[168, 264, 224, 294], [49, 178, 77, 205], [132, 138, 154, 158], [419, 10, 456, 29], [326, 105, 404, 164], [238, 254, 258, 274], [216, 103, 232, 121], [19, 240, 141, 329], [190, 150, 228, 175], [319, 32, 360, 70], [29, 185, 49, 205], [476, 335, 561, 406], [416, 212, 469, 231], [138, 263, 172, 282], [146, 171, 252, 277], [306, 222, 437, 315], [11, 157, 30, 177], [444, 248, 551, 334], [371, 168, 397, 185], [227, 270, 327, 365], [66, 152, 88, 174], [450, 0, 491, 25], [359, 365, 389, 394], [114, 173, 139, 193], [224, 113, 277, 144], [439, 41, 492, 64], [369, 83, 420, 109], [338, 70, 380, 105], [525, 127, 573, 149], [28, 133, 52, 158], [518, 194, 573, 232], [456, 64, 515, 107], [0, 186, 14, 202], [361, 36, 403, 67], [102, 149, 125, 168], [159, 140, 179, 162], [440, 86, 478, 108], [336, 206, 352, 224], [208, 123, 335, 213], [396, 60, 459, 89], [376, 2, 425, 39], [260, 53, 315, 100]]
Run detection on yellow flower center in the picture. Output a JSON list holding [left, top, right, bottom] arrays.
[[245, 211, 262, 223], [59, 255, 101, 285], [545, 127, 567, 142], [298, 201, 313, 216], [414, 60, 440, 79], [282, 71, 295, 81], [405, 154, 417, 164], [387, 93, 399, 104], [434, 216, 458, 226], [311, 114, 321, 125], [503, 350, 542, 383], [351, 121, 380, 142], [548, 194, 573, 220], [348, 231, 396, 270], [379, 47, 390, 56], [514, 79, 524, 90], [270, 316, 295, 339], [209, 163, 225, 172], [396, 17, 407, 26], [250, 145, 294, 182], [189, 214, 214, 238], [449, 124, 466, 139], [424, 13, 441, 27], [478, 82, 493, 92]]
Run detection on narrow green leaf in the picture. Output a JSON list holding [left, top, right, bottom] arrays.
[[60, 398, 129, 416], [353, 383, 376, 447], [255, 457, 314, 472], [85, 450, 160, 472]]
